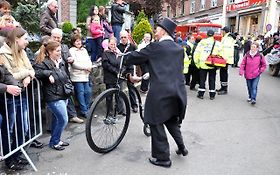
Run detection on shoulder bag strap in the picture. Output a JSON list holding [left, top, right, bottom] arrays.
[[210, 41, 216, 55]]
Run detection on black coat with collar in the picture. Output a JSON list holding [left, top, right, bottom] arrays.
[[0, 64, 20, 93], [102, 49, 133, 85], [125, 39, 187, 125], [34, 58, 71, 102]]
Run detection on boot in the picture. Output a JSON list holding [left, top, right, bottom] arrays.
[[217, 86, 227, 95]]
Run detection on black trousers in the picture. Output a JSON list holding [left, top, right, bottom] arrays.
[[150, 117, 185, 160], [140, 64, 150, 92], [233, 49, 240, 67], [127, 82, 138, 109], [187, 64, 200, 88], [106, 83, 124, 114], [219, 64, 228, 90], [67, 96, 77, 118], [198, 69, 216, 97]]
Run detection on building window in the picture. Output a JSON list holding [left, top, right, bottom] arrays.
[[211, 0, 218, 7], [167, 6, 170, 17], [228, 0, 234, 4], [173, 7, 177, 17], [181, 0, 185, 15], [200, 0, 205, 10], [190, 0, 195, 13]]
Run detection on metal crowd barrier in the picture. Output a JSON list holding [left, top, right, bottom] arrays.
[[0, 78, 42, 171]]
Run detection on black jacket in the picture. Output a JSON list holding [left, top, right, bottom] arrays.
[[102, 48, 133, 85], [0, 64, 20, 93], [102, 50, 122, 85], [111, 2, 126, 25], [34, 58, 71, 102], [125, 40, 187, 125], [117, 43, 135, 74]]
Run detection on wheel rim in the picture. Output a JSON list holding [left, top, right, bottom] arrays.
[[87, 90, 130, 152]]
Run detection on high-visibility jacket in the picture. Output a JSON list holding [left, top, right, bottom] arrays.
[[221, 33, 235, 64], [183, 47, 191, 74], [194, 37, 221, 69], [187, 41, 194, 52]]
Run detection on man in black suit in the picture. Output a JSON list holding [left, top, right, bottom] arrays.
[[125, 18, 188, 168]]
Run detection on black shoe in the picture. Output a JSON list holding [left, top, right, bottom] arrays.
[[216, 88, 223, 92], [6, 160, 26, 170], [210, 96, 215, 100], [217, 90, 227, 95], [176, 148, 188, 156], [59, 141, 70, 147], [197, 95, 203, 99], [50, 144, 65, 151], [30, 139, 43, 148], [16, 157, 29, 165], [250, 100, 256, 105], [148, 157, 171, 168]]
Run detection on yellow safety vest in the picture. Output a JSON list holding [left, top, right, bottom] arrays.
[[194, 37, 222, 69], [183, 47, 191, 74], [221, 33, 235, 64]]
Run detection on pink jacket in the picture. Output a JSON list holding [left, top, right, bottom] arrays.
[[239, 52, 267, 79], [90, 23, 104, 39]]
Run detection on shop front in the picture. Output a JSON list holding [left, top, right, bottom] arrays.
[[226, 0, 267, 36]]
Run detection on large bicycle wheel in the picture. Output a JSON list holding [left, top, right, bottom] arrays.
[[86, 88, 130, 153]]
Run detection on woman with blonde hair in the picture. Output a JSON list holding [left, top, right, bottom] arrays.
[[0, 27, 34, 170], [34, 40, 72, 151]]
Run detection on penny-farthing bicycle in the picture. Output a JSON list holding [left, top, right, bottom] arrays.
[[85, 52, 150, 154]]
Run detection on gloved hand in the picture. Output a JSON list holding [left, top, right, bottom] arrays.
[[142, 73, 150, 80]]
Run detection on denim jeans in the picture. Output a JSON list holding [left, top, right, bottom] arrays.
[[112, 24, 123, 43], [47, 99, 68, 146], [0, 95, 28, 163], [73, 82, 92, 116], [246, 76, 260, 101], [86, 38, 97, 62], [0, 113, 2, 129]]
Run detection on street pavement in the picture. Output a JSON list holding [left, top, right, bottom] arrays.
[[1, 67, 280, 175]]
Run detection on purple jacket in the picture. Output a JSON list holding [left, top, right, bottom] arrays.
[[239, 52, 266, 79]]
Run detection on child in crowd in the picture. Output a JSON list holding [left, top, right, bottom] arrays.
[[99, 6, 113, 39], [239, 41, 267, 105], [89, 15, 104, 62]]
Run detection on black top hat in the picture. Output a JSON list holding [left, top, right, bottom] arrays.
[[157, 18, 177, 37], [221, 26, 230, 33]]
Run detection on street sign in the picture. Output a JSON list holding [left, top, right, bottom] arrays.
[[266, 24, 272, 32]]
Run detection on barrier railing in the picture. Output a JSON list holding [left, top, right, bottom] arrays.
[[0, 78, 42, 171]]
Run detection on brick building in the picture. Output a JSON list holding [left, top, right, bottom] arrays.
[[161, 0, 280, 36], [162, 0, 224, 24], [58, 0, 77, 26]]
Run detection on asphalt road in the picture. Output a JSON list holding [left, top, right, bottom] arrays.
[[1, 67, 280, 175]]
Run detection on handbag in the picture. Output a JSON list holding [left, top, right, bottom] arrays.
[[63, 82, 74, 95], [205, 41, 227, 68]]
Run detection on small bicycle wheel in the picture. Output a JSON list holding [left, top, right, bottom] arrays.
[[131, 86, 144, 121], [143, 123, 151, 137], [86, 88, 130, 153]]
